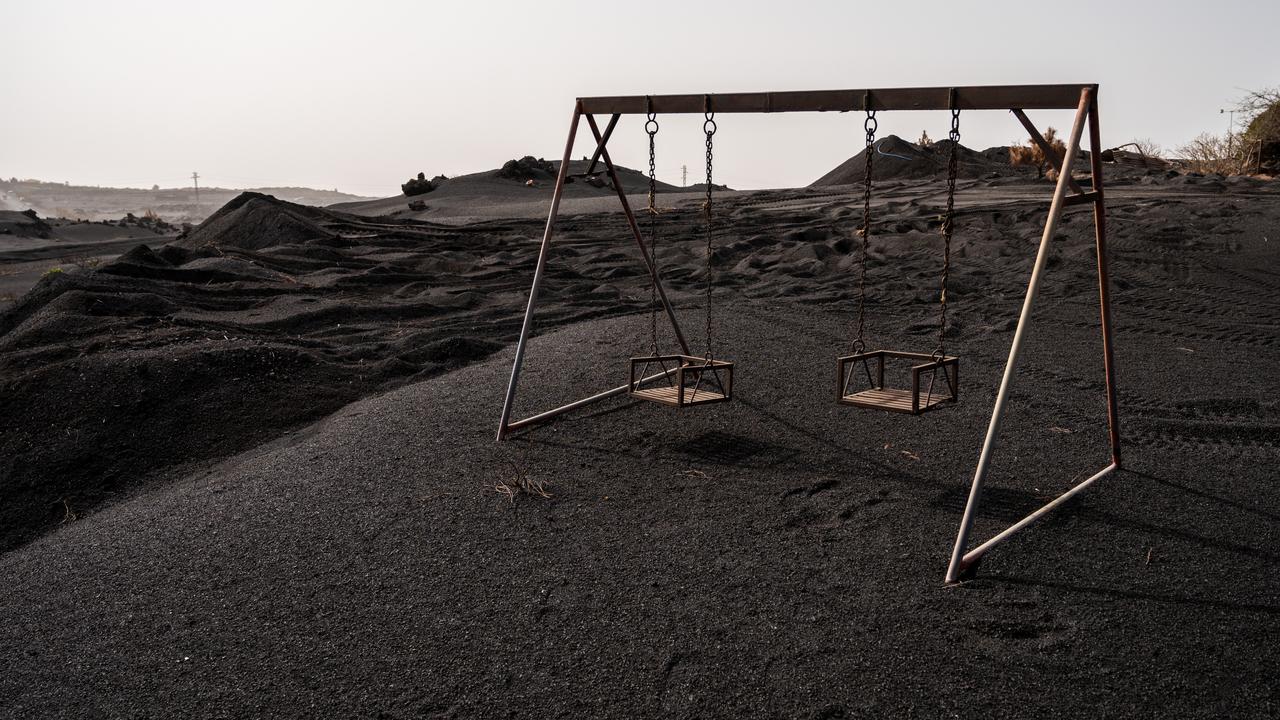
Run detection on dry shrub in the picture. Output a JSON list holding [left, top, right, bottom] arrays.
[[1239, 87, 1280, 173], [1172, 87, 1279, 175], [1130, 138, 1163, 158], [1176, 132, 1238, 174], [1010, 127, 1066, 178], [492, 458, 550, 503]]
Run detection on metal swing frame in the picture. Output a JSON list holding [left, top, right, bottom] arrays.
[[494, 84, 1122, 584]]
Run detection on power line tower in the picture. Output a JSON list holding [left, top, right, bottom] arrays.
[[681, 164, 688, 187], [191, 171, 201, 210]]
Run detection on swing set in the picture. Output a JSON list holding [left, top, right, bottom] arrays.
[[495, 84, 1121, 584]]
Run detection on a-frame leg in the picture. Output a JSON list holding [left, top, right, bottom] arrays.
[[1087, 98, 1122, 466], [496, 111, 693, 440], [944, 87, 1120, 583], [496, 103, 582, 441]]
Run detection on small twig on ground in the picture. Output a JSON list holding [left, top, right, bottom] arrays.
[[492, 459, 551, 503], [59, 497, 77, 523]]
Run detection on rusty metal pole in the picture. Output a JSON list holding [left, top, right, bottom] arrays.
[[585, 113, 692, 356], [496, 102, 582, 441], [944, 88, 1093, 583], [1087, 97, 1122, 467]]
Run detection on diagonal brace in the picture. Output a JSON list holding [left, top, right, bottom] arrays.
[[1012, 108, 1085, 195]]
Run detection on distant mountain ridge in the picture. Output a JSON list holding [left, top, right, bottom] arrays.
[[0, 178, 376, 224]]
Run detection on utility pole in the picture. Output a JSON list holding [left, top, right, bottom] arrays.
[[1220, 108, 1238, 172], [192, 171, 200, 210], [682, 164, 687, 187]]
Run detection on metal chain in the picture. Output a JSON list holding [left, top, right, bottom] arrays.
[[853, 107, 877, 354], [702, 101, 717, 360], [936, 102, 960, 361], [645, 101, 660, 355]]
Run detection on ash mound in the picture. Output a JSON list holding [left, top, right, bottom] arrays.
[[177, 192, 337, 250], [330, 158, 699, 221], [0, 193, 547, 552], [0, 209, 53, 238], [810, 135, 1007, 185]]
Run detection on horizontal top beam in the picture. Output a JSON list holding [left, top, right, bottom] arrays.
[[578, 84, 1096, 114]]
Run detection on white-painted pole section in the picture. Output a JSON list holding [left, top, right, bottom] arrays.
[[944, 89, 1094, 583], [960, 462, 1117, 565], [497, 105, 582, 441], [504, 367, 679, 433]]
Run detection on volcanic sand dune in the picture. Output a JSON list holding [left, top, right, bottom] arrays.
[[0, 212, 181, 310], [333, 159, 694, 223], [1, 173, 1279, 716], [809, 134, 1011, 185]]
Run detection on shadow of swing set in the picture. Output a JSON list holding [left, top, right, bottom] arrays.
[[495, 85, 1122, 585]]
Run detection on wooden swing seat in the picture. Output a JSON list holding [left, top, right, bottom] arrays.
[[629, 355, 734, 407], [837, 350, 958, 415]]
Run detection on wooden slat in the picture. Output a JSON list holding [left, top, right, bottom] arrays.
[[579, 85, 1094, 115], [845, 388, 915, 409], [631, 385, 728, 407], [840, 387, 954, 414]]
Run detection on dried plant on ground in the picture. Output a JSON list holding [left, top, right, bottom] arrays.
[[1009, 127, 1065, 179], [492, 459, 551, 503], [1237, 87, 1280, 173], [1176, 132, 1239, 174], [1129, 138, 1163, 158]]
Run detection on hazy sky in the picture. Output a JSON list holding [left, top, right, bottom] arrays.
[[5, 0, 1277, 195]]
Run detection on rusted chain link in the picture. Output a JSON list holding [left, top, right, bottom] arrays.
[[702, 98, 717, 360], [645, 98, 660, 355], [853, 103, 877, 354], [936, 96, 960, 361]]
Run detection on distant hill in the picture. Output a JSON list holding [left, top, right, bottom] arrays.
[[332, 158, 716, 221], [0, 179, 376, 224], [809, 135, 1012, 186]]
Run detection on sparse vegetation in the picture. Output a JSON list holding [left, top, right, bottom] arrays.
[[1176, 132, 1237, 174], [1172, 87, 1280, 175], [1238, 87, 1280, 173], [1129, 138, 1163, 158], [491, 458, 551, 503], [42, 267, 65, 277], [1009, 127, 1066, 179]]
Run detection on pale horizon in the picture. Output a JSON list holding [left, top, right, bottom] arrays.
[[6, 0, 1277, 196]]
